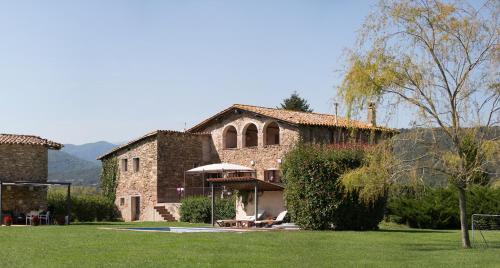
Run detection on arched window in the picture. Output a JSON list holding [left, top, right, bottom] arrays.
[[264, 122, 280, 145], [223, 125, 237, 149], [243, 123, 258, 147]]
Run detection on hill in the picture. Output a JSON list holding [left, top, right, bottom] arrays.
[[48, 150, 100, 185], [48, 141, 117, 185], [62, 141, 117, 163]]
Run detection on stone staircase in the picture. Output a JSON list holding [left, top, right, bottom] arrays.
[[154, 205, 176, 221]]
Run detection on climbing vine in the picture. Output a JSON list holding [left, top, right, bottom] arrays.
[[100, 157, 119, 202]]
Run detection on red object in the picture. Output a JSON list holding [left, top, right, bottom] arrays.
[[56, 216, 66, 225], [31, 216, 40, 226], [3, 215, 12, 226]]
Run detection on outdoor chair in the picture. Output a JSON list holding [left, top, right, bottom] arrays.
[[237, 209, 266, 228], [25, 211, 39, 225], [255, 210, 287, 228], [39, 211, 50, 225]]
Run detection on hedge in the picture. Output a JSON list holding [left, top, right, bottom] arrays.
[[282, 144, 387, 230], [387, 185, 500, 229], [48, 191, 119, 222], [180, 196, 236, 223]]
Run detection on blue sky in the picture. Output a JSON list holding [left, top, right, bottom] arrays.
[[0, 0, 411, 144]]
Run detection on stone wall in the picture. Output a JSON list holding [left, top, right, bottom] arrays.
[[199, 111, 300, 180], [157, 132, 217, 203], [1, 186, 48, 212], [113, 136, 158, 222], [0, 144, 48, 181], [0, 144, 49, 213]]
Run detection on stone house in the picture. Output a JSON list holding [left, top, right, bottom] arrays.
[[98, 104, 395, 222], [0, 134, 62, 217]]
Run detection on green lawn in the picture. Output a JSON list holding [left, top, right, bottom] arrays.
[[0, 222, 498, 268]]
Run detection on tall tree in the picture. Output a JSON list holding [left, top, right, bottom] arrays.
[[280, 91, 313, 112], [339, 0, 499, 248]]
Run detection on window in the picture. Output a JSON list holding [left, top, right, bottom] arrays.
[[223, 125, 238, 149], [264, 122, 280, 145], [243, 123, 258, 147], [264, 169, 282, 183], [120, 198, 125, 206], [121, 158, 128, 172], [133, 158, 140, 172]]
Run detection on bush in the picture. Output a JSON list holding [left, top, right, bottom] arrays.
[[388, 185, 500, 229], [282, 144, 387, 230], [180, 196, 236, 223], [48, 190, 119, 222]]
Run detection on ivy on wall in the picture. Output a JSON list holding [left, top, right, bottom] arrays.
[[100, 157, 119, 202]]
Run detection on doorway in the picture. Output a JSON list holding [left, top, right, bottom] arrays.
[[131, 196, 141, 221]]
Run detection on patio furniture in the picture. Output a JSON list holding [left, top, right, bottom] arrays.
[[216, 219, 238, 227], [39, 211, 50, 225], [25, 210, 39, 225], [255, 210, 287, 228], [237, 209, 266, 228]]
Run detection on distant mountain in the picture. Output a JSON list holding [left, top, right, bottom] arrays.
[[62, 141, 117, 163], [48, 141, 117, 185]]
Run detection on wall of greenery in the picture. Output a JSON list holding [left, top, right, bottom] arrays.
[[387, 185, 500, 229], [179, 195, 236, 223], [99, 156, 119, 202], [282, 144, 387, 230]]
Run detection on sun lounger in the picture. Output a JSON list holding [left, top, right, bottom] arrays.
[[255, 210, 287, 227], [237, 209, 266, 228], [216, 219, 238, 227]]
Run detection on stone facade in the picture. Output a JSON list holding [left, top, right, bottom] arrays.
[[111, 131, 217, 221], [198, 111, 299, 180], [104, 105, 395, 222], [0, 144, 49, 213], [113, 136, 158, 222]]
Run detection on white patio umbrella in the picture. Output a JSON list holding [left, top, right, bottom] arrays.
[[185, 163, 254, 174]]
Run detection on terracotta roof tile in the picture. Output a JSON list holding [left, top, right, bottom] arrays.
[[189, 104, 396, 133], [0, 134, 62, 149]]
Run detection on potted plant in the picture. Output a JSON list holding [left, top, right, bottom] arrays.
[[31, 215, 40, 226], [3, 215, 12, 226], [55, 215, 66, 225]]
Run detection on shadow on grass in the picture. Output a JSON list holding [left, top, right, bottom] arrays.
[[377, 229, 454, 234], [71, 222, 125, 226], [402, 243, 461, 251]]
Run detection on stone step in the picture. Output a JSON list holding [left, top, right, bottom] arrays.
[[154, 205, 176, 221]]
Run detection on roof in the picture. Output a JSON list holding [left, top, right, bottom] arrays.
[[188, 104, 395, 133], [0, 134, 62, 150], [186, 163, 254, 174], [97, 130, 208, 160]]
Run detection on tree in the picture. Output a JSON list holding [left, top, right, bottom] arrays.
[[280, 91, 313, 112], [338, 0, 499, 248]]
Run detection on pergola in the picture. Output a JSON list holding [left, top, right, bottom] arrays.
[[0, 180, 72, 225], [185, 163, 284, 226], [206, 177, 284, 226]]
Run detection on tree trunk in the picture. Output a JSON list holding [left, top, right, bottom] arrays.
[[457, 186, 471, 248]]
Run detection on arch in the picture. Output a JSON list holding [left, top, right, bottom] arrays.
[[243, 123, 258, 147], [222, 125, 238, 149], [264, 121, 280, 145]]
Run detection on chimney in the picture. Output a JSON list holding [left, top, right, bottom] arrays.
[[367, 102, 376, 127]]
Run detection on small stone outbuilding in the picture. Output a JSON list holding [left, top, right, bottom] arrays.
[[0, 134, 63, 217]]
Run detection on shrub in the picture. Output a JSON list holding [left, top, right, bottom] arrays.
[[48, 190, 119, 222], [180, 196, 236, 223], [282, 144, 387, 230], [388, 185, 500, 229]]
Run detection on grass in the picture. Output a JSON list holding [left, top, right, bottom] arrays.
[[0, 221, 499, 268]]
